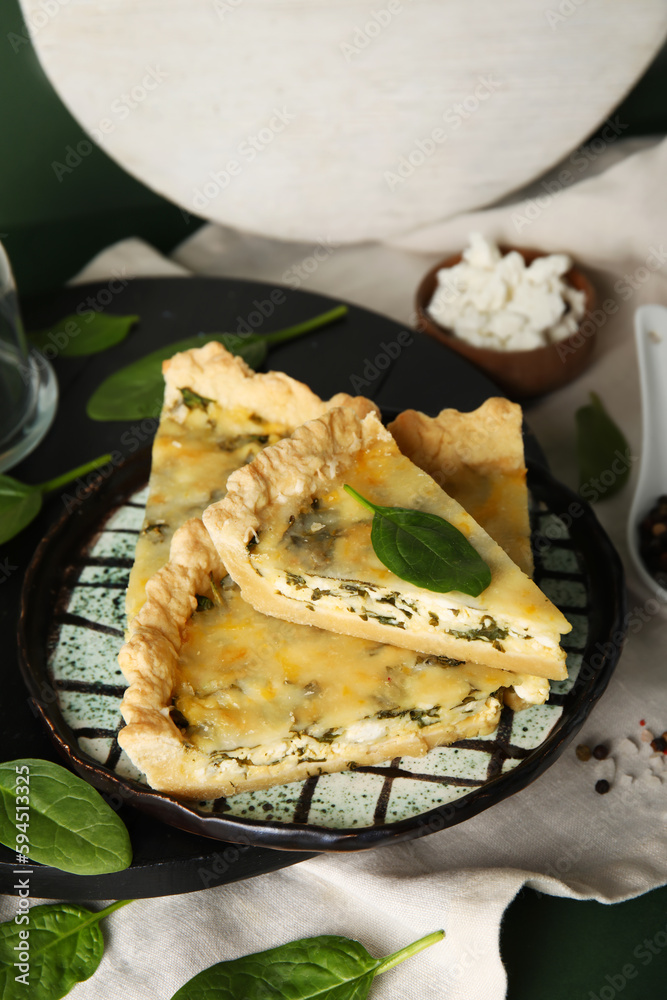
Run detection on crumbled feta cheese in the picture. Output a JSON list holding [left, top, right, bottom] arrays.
[[511, 676, 550, 704], [345, 718, 388, 743], [427, 233, 586, 351]]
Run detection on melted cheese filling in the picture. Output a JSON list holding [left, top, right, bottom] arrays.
[[126, 403, 288, 620], [173, 577, 548, 757], [441, 467, 533, 576]]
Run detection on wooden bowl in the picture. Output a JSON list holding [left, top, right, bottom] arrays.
[[415, 247, 597, 400]]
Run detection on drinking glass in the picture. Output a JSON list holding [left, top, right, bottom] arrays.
[[0, 242, 58, 473]]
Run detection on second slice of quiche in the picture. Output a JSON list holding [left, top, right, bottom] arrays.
[[203, 408, 571, 680], [118, 518, 549, 798], [388, 397, 533, 576]]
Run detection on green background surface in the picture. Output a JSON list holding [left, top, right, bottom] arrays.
[[1, 0, 666, 995], [0, 0, 203, 295]]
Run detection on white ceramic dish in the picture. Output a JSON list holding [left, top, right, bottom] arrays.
[[627, 304, 667, 600]]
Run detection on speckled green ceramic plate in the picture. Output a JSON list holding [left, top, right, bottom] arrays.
[[19, 450, 625, 852]]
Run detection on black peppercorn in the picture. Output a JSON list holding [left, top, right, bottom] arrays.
[[638, 495, 667, 588]]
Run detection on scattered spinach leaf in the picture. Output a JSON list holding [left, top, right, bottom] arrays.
[[575, 391, 631, 501], [344, 485, 491, 596], [0, 899, 131, 1000], [180, 387, 215, 409], [29, 313, 138, 358], [0, 478, 41, 547], [0, 454, 112, 545], [170, 930, 444, 1000], [86, 305, 347, 421], [0, 759, 132, 874]]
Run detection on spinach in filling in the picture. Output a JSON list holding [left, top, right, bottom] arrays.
[[142, 520, 167, 536], [449, 615, 509, 644], [282, 508, 339, 568], [169, 704, 189, 731], [218, 433, 269, 452], [415, 653, 465, 668], [180, 386, 214, 409], [375, 706, 441, 728], [358, 611, 406, 628], [310, 728, 340, 744]]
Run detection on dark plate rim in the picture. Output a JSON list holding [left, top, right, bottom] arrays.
[[18, 443, 627, 853]]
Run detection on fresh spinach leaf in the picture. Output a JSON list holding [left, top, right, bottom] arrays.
[[86, 305, 348, 421], [575, 391, 631, 501], [170, 930, 444, 1000], [0, 899, 130, 1000], [0, 759, 132, 874], [257, 305, 347, 348], [0, 454, 112, 545], [344, 485, 491, 596], [29, 313, 138, 358], [0, 478, 42, 546]]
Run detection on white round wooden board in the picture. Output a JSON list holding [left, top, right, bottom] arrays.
[[22, 0, 666, 243]]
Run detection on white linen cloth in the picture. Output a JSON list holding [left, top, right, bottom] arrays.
[[3, 137, 667, 999]]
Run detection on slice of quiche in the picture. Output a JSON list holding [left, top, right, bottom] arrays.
[[203, 408, 571, 680], [125, 341, 376, 621], [119, 518, 549, 799], [388, 398, 533, 576]]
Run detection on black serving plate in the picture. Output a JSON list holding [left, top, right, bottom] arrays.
[[2, 277, 626, 897]]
